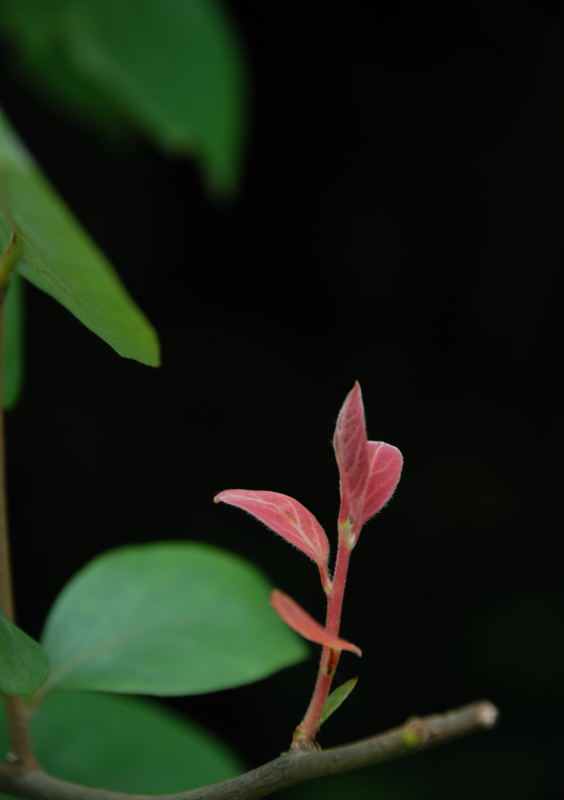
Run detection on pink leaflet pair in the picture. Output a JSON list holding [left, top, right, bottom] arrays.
[[214, 382, 403, 656]]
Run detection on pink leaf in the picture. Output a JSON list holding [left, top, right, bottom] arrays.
[[362, 442, 403, 523], [271, 590, 362, 656], [333, 382, 370, 529], [214, 489, 330, 567]]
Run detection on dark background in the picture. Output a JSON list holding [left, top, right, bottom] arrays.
[[2, 3, 563, 798]]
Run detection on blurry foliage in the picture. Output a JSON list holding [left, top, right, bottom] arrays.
[[0, 0, 246, 194], [0, 2, 260, 795], [0, 0, 247, 405], [2, 3, 555, 799], [0, 691, 242, 794]]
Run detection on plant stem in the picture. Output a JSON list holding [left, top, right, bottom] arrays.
[[0, 701, 499, 800], [0, 287, 37, 771], [292, 534, 354, 749], [0, 291, 15, 623]]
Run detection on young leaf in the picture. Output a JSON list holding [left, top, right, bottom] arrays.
[[363, 441, 403, 523], [40, 542, 306, 697], [271, 590, 361, 656], [3, 271, 24, 408], [215, 489, 330, 568], [333, 382, 370, 530], [319, 676, 358, 726], [0, 611, 49, 695], [0, 107, 160, 366], [0, 691, 241, 792]]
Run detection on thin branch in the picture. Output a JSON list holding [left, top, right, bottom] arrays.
[[0, 290, 15, 624], [0, 285, 38, 770], [0, 700, 498, 800]]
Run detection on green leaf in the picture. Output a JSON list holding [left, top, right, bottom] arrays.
[[0, 0, 131, 145], [0, 612, 49, 695], [41, 542, 307, 696], [0, 691, 241, 793], [0, 0, 247, 194], [319, 677, 358, 727], [69, 0, 246, 194], [0, 107, 160, 366], [3, 273, 24, 409]]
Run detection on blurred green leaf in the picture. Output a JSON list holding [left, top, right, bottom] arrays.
[[0, 0, 247, 194], [319, 677, 358, 727], [41, 542, 307, 696], [0, 612, 49, 695], [68, 0, 246, 193], [0, 0, 130, 143], [0, 107, 160, 366], [0, 690, 241, 793], [3, 273, 24, 408]]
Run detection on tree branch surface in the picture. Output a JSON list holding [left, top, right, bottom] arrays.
[[0, 700, 498, 800]]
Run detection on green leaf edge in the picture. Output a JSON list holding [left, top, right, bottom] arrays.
[[0, 611, 50, 695], [40, 541, 308, 698], [0, 106, 160, 367]]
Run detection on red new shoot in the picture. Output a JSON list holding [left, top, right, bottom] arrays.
[[214, 382, 402, 749]]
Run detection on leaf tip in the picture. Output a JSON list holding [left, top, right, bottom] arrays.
[[214, 489, 235, 504], [270, 587, 284, 605], [319, 675, 359, 726]]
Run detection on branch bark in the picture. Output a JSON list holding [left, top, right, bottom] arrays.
[[0, 700, 498, 800]]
